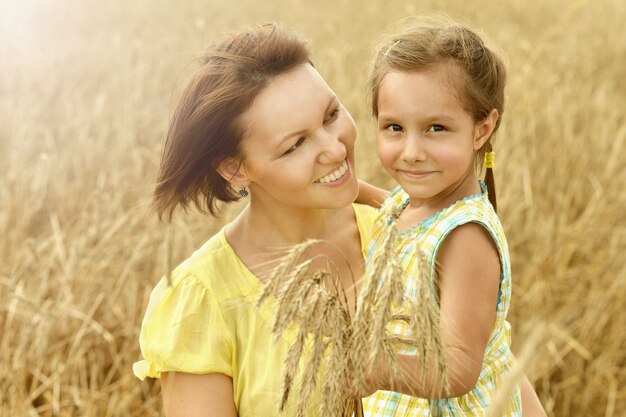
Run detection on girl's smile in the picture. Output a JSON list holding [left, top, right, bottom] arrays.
[[398, 169, 436, 179], [376, 65, 495, 211]]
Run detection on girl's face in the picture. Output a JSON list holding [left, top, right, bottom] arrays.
[[237, 64, 358, 210], [376, 66, 493, 205]]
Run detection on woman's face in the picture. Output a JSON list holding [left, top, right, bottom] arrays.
[[238, 64, 359, 210]]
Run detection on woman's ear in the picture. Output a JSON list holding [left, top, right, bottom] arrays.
[[473, 109, 499, 150], [217, 158, 249, 187]]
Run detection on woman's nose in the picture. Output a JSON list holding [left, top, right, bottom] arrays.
[[318, 132, 347, 164]]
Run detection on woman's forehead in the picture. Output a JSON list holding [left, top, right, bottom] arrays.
[[240, 64, 336, 144]]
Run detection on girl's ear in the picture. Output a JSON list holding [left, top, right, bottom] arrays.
[[473, 109, 499, 150], [217, 157, 249, 187]]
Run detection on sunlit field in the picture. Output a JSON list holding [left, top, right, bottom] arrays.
[[1, 0, 624, 415]]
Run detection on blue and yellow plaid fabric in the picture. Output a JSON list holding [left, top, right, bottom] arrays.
[[363, 182, 522, 416]]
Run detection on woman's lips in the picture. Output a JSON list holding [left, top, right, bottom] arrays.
[[315, 160, 349, 184]]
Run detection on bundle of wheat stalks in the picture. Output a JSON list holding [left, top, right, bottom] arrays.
[[258, 211, 449, 417]]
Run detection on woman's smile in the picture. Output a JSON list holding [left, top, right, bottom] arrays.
[[315, 160, 350, 184]]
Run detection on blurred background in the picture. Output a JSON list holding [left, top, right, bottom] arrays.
[[1, 0, 624, 415]]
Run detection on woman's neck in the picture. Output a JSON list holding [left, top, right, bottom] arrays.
[[224, 201, 361, 288], [235, 202, 341, 246]]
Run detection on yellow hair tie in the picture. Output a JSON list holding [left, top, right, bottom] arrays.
[[485, 151, 495, 168], [385, 40, 401, 56]]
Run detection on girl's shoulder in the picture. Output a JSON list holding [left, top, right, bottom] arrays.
[[433, 182, 501, 230], [384, 184, 409, 208], [426, 186, 510, 266], [419, 184, 509, 262], [376, 185, 409, 221]]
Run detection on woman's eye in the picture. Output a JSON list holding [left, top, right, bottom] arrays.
[[324, 107, 341, 123], [427, 124, 446, 132], [283, 137, 305, 156], [385, 124, 403, 132]]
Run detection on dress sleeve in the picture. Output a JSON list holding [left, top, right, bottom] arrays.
[[133, 271, 233, 380], [353, 204, 378, 241]]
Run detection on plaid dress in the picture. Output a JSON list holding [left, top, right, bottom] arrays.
[[363, 182, 522, 416]]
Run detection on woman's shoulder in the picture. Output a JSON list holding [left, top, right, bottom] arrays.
[[352, 202, 378, 222], [135, 237, 237, 379], [179, 229, 231, 274], [163, 226, 253, 300], [351, 203, 380, 253]]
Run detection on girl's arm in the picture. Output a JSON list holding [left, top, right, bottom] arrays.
[[161, 372, 238, 417], [356, 179, 388, 208], [365, 222, 501, 398]]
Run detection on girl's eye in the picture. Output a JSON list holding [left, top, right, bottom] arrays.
[[283, 137, 306, 156], [324, 107, 341, 123], [427, 124, 446, 132], [385, 124, 403, 132]]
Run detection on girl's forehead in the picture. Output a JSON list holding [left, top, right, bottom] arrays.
[[380, 65, 467, 106], [376, 69, 474, 124], [382, 62, 463, 89], [379, 68, 453, 100]]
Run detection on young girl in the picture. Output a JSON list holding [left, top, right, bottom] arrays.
[[359, 19, 544, 416]]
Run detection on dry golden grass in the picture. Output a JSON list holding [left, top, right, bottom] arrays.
[[0, 0, 624, 416], [258, 213, 448, 416]]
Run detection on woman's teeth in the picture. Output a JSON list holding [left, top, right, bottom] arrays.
[[316, 160, 348, 184]]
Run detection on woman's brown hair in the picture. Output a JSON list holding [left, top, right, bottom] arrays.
[[369, 17, 506, 211], [153, 23, 311, 221]]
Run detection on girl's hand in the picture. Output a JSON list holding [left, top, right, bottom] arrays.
[[344, 356, 385, 399]]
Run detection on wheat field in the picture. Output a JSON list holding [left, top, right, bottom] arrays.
[[0, 0, 624, 415]]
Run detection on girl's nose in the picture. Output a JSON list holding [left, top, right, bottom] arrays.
[[401, 136, 427, 163], [318, 132, 347, 165]]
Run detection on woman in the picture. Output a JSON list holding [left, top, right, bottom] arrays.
[[133, 23, 379, 417], [133, 22, 545, 417]]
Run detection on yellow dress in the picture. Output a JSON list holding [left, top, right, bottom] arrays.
[[363, 183, 522, 416], [133, 204, 376, 417]]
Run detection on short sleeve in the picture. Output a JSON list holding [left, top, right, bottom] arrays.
[[133, 272, 233, 380], [353, 203, 378, 253]]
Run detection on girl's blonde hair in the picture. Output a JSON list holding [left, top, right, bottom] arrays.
[[369, 16, 506, 211]]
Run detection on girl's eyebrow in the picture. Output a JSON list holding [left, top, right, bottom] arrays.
[[426, 114, 455, 122], [278, 95, 338, 143], [378, 114, 455, 123]]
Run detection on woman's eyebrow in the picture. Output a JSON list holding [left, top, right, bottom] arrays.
[[324, 95, 339, 112], [278, 95, 338, 143]]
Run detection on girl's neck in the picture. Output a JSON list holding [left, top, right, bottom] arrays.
[[402, 172, 481, 228]]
